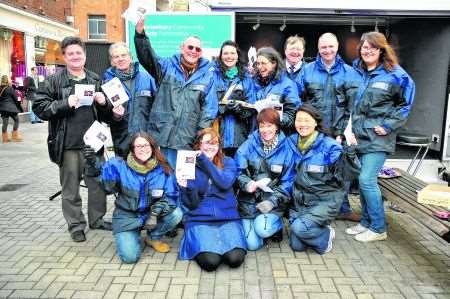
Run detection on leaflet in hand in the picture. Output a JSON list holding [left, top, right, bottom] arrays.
[[344, 115, 353, 146], [101, 77, 129, 107], [254, 98, 283, 119], [122, 0, 153, 24], [248, 46, 257, 66], [255, 177, 273, 193], [83, 121, 110, 152], [176, 150, 197, 180], [75, 84, 95, 107]]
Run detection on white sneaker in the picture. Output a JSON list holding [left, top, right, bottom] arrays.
[[323, 226, 335, 254], [345, 224, 368, 235], [354, 229, 387, 242]]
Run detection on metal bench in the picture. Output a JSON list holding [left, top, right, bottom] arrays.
[[396, 132, 431, 176], [378, 168, 450, 240]]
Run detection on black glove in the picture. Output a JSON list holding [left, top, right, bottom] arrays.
[[151, 198, 176, 217], [83, 145, 100, 177], [225, 101, 240, 113]]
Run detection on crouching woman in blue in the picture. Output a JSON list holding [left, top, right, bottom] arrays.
[[83, 132, 182, 263], [178, 128, 246, 272], [289, 104, 344, 254], [235, 108, 296, 250]]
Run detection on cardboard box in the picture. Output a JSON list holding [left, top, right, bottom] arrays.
[[417, 184, 450, 208]]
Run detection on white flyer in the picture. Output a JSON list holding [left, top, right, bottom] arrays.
[[255, 177, 274, 193], [83, 121, 110, 152], [122, 0, 153, 24], [248, 46, 257, 66], [101, 77, 129, 107], [344, 115, 353, 146], [176, 150, 197, 180], [254, 98, 283, 119], [74, 84, 95, 107]]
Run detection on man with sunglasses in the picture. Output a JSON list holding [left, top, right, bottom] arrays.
[[134, 17, 217, 171]]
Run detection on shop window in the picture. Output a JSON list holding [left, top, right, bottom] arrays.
[[88, 15, 106, 40]]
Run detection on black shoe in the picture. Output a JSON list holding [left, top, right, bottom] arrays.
[[89, 220, 112, 231], [270, 229, 283, 243], [31, 121, 37, 124], [37, 120, 44, 123], [71, 230, 86, 242], [165, 229, 178, 238]]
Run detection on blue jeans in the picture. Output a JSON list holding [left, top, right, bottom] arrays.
[[28, 100, 41, 122], [339, 181, 352, 215], [114, 208, 182, 263], [289, 217, 331, 254], [358, 152, 387, 233], [242, 213, 283, 251]]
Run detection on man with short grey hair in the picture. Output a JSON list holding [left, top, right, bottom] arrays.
[[103, 42, 156, 159]]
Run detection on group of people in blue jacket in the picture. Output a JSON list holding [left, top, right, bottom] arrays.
[[36, 16, 415, 272]]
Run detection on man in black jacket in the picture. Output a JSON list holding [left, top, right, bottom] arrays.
[[33, 37, 111, 242], [25, 67, 43, 124]]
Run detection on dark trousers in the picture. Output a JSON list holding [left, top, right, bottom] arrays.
[[59, 150, 107, 233]]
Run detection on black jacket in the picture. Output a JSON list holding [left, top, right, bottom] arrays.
[[0, 86, 22, 114], [33, 68, 108, 166]]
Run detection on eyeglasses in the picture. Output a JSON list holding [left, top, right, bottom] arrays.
[[186, 45, 202, 53], [134, 144, 151, 150], [201, 140, 219, 146], [361, 46, 380, 54], [256, 61, 272, 67]]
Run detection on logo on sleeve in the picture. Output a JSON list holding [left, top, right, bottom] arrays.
[[140, 90, 152, 97], [191, 84, 206, 92]]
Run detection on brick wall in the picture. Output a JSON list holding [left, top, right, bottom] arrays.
[[72, 0, 129, 43], [0, 0, 72, 24]]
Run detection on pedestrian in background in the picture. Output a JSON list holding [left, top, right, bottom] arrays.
[[24, 67, 43, 124], [0, 74, 23, 143]]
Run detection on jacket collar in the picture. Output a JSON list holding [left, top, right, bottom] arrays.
[[250, 130, 287, 158], [315, 54, 344, 74]]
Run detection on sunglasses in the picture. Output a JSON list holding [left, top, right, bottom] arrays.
[[186, 45, 202, 53]]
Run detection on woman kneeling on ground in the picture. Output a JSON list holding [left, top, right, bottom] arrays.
[[177, 128, 246, 271], [83, 132, 182, 263], [235, 108, 296, 250], [288, 104, 346, 254]]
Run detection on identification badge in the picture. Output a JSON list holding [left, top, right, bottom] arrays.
[[307, 164, 324, 173], [191, 84, 206, 92], [271, 164, 283, 173], [371, 82, 389, 91], [267, 94, 281, 101], [151, 189, 163, 198], [140, 90, 152, 97]]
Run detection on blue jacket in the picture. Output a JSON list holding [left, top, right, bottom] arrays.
[[98, 158, 178, 234], [348, 60, 416, 154], [289, 133, 344, 226], [283, 59, 306, 95], [253, 72, 301, 132], [103, 63, 157, 158], [134, 32, 217, 149], [212, 61, 256, 149], [298, 54, 353, 136], [180, 154, 240, 224], [235, 131, 296, 218]]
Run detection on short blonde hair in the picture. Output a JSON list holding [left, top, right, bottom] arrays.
[[284, 35, 306, 51], [0, 75, 9, 86]]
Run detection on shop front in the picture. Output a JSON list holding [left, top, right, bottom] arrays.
[[0, 3, 77, 114]]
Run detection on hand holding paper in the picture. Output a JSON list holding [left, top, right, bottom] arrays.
[[255, 177, 274, 193], [74, 84, 95, 108], [176, 150, 197, 180], [83, 121, 110, 152], [101, 77, 129, 108]]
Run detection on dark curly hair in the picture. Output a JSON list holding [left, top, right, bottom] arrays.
[[218, 40, 245, 80]]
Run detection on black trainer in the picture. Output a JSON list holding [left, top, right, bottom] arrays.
[[71, 230, 86, 242], [270, 229, 283, 243]]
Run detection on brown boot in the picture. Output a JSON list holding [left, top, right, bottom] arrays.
[[12, 130, 22, 142], [145, 239, 171, 253], [2, 132, 9, 143]]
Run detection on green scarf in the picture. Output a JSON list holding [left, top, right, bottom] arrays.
[[127, 153, 158, 175], [225, 66, 238, 79], [297, 131, 319, 154]]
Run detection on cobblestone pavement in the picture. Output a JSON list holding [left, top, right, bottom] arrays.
[[0, 123, 449, 299]]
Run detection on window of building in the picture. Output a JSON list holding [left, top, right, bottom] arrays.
[[88, 15, 106, 40]]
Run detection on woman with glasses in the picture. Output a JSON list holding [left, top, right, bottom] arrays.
[[212, 40, 256, 157], [83, 132, 182, 263], [345, 32, 415, 242], [253, 47, 301, 134], [177, 128, 246, 272], [288, 104, 345, 254], [235, 108, 296, 250]]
